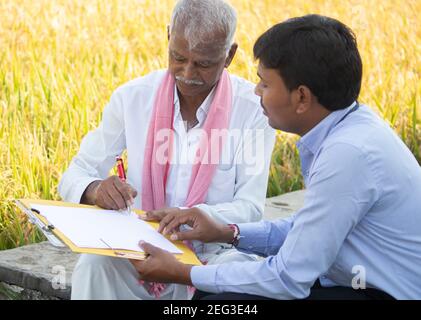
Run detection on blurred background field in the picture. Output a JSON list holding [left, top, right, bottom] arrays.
[[0, 0, 420, 250]]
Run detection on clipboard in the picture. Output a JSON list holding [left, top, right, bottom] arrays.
[[15, 199, 202, 265]]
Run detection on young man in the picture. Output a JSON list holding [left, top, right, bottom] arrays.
[[58, 0, 275, 299], [130, 14, 421, 300]]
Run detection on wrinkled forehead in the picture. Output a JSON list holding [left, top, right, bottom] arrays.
[[170, 24, 228, 58]]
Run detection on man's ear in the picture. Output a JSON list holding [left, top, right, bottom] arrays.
[[224, 43, 238, 68], [295, 85, 313, 114], [167, 25, 170, 41]]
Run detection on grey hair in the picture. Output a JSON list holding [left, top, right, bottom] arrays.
[[169, 0, 237, 53]]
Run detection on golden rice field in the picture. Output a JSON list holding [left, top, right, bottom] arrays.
[[0, 0, 420, 250]]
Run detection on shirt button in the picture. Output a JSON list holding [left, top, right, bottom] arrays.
[[191, 136, 200, 143]]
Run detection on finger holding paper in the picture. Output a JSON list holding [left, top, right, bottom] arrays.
[[155, 207, 200, 234], [129, 241, 193, 285], [161, 208, 235, 244], [140, 207, 195, 234], [141, 207, 181, 222]]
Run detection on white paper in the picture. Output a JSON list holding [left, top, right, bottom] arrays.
[[30, 204, 182, 254]]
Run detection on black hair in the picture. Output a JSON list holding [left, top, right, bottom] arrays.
[[254, 14, 362, 111]]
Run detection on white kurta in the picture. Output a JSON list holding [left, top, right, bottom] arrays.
[[58, 69, 276, 300]]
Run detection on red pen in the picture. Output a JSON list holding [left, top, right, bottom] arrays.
[[116, 156, 131, 214], [116, 156, 127, 182]]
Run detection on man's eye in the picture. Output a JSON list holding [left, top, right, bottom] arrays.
[[259, 82, 268, 88], [173, 55, 185, 62], [199, 63, 211, 68]]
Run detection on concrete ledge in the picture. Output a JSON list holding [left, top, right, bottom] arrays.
[[0, 190, 305, 299], [0, 282, 60, 300], [0, 242, 78, 299], [264, 190, 305, 221]]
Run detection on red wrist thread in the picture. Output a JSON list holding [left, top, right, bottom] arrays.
[[227, 224, 240, 247]]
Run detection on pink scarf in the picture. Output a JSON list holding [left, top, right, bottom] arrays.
[[140, 69, 232, 298]]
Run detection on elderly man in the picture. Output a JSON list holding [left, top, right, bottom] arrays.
[[58, 0, 275, 300], [130, 14, 421, 300]]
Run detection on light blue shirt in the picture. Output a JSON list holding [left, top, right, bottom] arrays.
[[191, 102, 421, 299]]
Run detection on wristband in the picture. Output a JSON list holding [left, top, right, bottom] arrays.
[[227, 224, 241, 247]]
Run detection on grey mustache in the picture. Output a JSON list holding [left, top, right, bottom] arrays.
[[175, 76, 204, 86]]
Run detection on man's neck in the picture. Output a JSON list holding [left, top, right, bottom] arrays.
[[297, 106, 332, 137], [177, 88, 212, 122]]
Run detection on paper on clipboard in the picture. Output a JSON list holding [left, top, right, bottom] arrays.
[[29, 203, 183, 254], [15, 199, 202, 265]]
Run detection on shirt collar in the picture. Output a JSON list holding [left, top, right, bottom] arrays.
[[173, 85, 216, 125], [297, 101, 357, 155]]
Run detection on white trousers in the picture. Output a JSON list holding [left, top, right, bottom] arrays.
[[71, 246, 259, 300]]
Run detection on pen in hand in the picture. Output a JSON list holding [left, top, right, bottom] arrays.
[[116, 156, 132, 215]]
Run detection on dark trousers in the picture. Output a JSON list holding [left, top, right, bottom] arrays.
[[192, 280, 395, 300]]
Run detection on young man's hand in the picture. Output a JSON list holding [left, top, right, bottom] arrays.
[[129, 241, 193, 285], [142, 207, 235, 244], [141, 207, 183, 221]]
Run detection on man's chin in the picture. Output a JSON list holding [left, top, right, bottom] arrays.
[[267, 118, 282, 131], [267, 118, 275, 129]]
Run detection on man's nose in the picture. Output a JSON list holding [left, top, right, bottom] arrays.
[[181, 62, 197, 80]]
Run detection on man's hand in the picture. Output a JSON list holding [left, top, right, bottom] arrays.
[[130, 241, 193, 285], [141, 207, 183, 222], [144, 207, 235, 244], [81, 176, 137, 210]]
